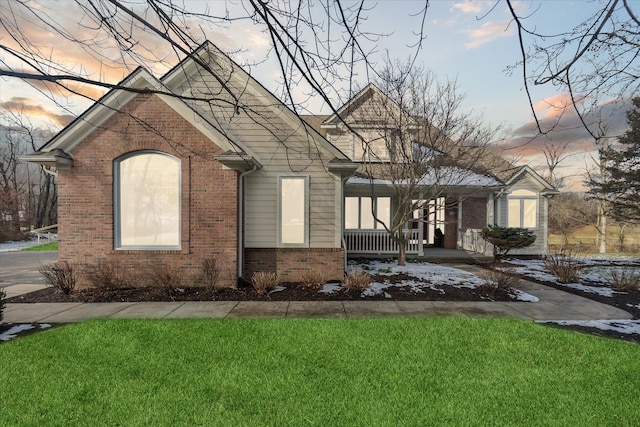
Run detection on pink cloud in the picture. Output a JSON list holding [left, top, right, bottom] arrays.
[[1, 97, 74, 127], [464, 21, 514, 48]]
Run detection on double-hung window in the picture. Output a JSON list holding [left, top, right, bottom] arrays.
[[508, 189, 538, 229], [279, 176, 309, 246], [114, 151, 181, 250]]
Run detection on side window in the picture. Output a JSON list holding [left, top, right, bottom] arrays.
[[508, 189, 538, 228], [114, 151, 181, 249], [279, 176, 309, 246]]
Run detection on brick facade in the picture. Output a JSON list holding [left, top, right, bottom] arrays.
[[244, 248, 345, 283], [58, 93, 239, 288], [461, 197, 488, 229]]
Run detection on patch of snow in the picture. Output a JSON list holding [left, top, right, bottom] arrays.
[[511, 289, 539, 302], [319, 283, 342, 294], [0, 323, 52, 341], [269, 285, 286, 294], [500, 257, 628, 297], [627, 303, 640, 310], [0, 234, 57, 252], [359, 260, 486, 289], [361, 281, 391, 298], [540, 319, 640, 337]]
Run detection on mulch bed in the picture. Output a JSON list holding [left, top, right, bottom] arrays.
[[5, 274, 515, 304]]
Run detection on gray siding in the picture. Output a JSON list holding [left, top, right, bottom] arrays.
[[175, 59, 342, 249], [496, 175, 549, 255]]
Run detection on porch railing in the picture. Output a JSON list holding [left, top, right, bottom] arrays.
[[343, 229, 421, 254], [458, 228, 488, 254]]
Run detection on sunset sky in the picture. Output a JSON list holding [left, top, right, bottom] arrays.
[[0, 0, 634, 191]]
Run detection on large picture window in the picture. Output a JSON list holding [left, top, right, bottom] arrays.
[[345, 196, 391, 230], [279, 176, 309, 246], [114, 151, 181, 249], [508, 189, 537, 229]]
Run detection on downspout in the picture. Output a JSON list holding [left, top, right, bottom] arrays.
[[238, 166, 258, 280], [340, 175, 350, 274], [41, 165, 58, 177]]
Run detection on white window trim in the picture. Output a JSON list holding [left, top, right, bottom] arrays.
[[277, 175, 310, 247], [507, 190, 539, 229], [113, 150, 182, 250]]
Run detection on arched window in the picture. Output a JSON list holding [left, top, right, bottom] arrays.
[[508, 189, 537, 229], [114, 151, 181, 249]]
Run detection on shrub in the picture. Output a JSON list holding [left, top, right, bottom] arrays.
[[479, 269, 520, 293], [38, 262, 78, 295], [300, 269, 327, 290], [344, 270, 372, 292], [480, 225, 536, 260], [85, 260, 127, 290], [200, 257, 220, 289], [147, 263, 184, 290], [543, 250, 581, 283], [608, 267, 640, 291], [251, 271, 280, 295], [0, 287, 5, 322]]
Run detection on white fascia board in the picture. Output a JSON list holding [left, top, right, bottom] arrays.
[[44, 69, 158, 153]]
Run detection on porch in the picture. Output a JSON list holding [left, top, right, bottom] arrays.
[[343, 228, 490, 261]]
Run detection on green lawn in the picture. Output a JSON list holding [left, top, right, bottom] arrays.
[[1, 318, 639, 426], [21, 241, 58, 251]]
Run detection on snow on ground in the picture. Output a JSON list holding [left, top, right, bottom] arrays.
[[0, 234, 57, 252], [502, 256, 640, 339], [540, 319, 640, 337], [498, 258, 637, 297], [342, 260, 539, 302], [0, 323, 52, 341]]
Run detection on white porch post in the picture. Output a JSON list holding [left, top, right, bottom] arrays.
[[487, 193, 494, 226], [457, 197, 463, 249], [418, 211, 424, 256]]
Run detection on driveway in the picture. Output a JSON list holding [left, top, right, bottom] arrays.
[[0, 251, 58, 286]]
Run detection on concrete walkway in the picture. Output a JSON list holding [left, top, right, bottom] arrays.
[[2, 278, 632, 323], [1, 251, 632, 323]]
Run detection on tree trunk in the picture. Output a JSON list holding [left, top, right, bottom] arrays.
[[597, 201, 607, 254], [398, 237, 407, 266]]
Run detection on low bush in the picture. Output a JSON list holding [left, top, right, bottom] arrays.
[[147, 263, 184, 290], [200, 257, 220, 289], [543, 250, 582, 283], [85, 260, 127, 290], [300, 269, 327, 290], [38, 262, 78, 295], [608, 267, 640, 291], [480, 269, 520, 291], [0, 287, 5, 322], [344, 270, 372, 292], [480, 226, 536, 260], [251, 271, 280, 295]]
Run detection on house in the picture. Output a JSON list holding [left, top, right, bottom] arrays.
[[23, 41, 556, 288]]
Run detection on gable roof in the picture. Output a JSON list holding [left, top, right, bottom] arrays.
[[23, 41, 353, 171], [161, 41, 351, 163], [505, 165, 559, 195], [321, 83, 418, 130]]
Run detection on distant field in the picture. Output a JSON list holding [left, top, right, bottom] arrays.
[[549, 225, 640, 253]]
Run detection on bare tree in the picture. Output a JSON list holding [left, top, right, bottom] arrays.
[[506, 0, 640, 137], [350, 60, 500, 265], [0, 111, 57, 240], [541, 142, 574, 189], [585, 122, 613, 254], [548, 193, 597, 248]]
